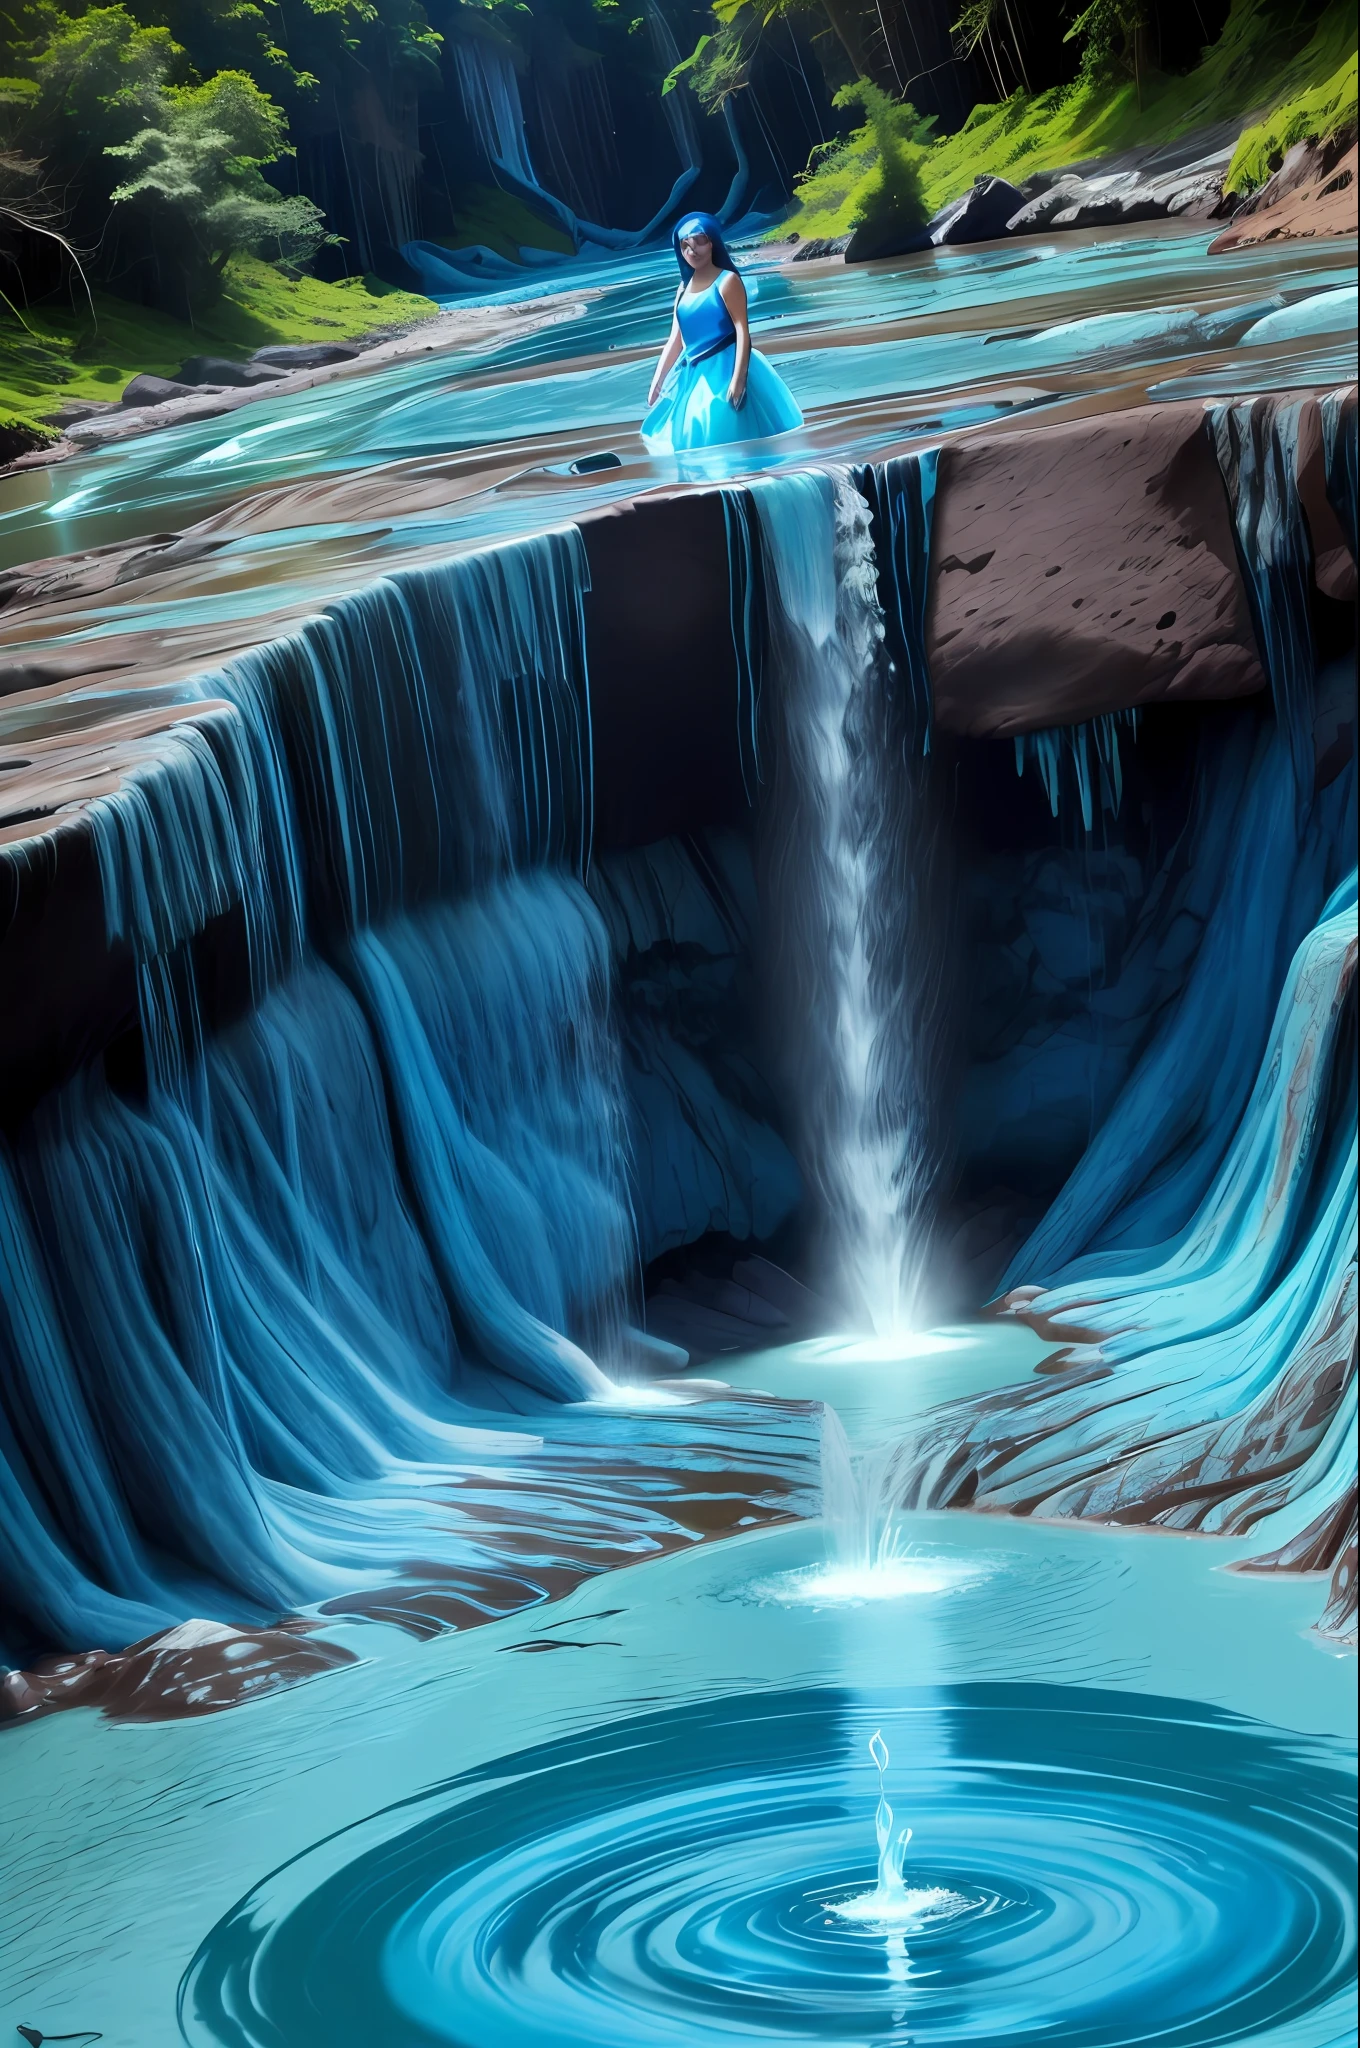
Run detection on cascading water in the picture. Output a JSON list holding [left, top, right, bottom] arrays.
[[0, 532, 672, 1657], [752, 466, 947, 1337]]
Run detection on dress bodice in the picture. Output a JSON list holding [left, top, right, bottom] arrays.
[[677, 279, 737, 361]]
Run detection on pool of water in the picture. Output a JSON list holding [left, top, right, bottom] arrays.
[[0, 1331, 1352, 2048]]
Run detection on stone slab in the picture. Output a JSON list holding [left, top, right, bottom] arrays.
[[926, 403, 1268, 736]]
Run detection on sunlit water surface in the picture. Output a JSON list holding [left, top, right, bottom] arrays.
[[0, 224, 1353, 660]]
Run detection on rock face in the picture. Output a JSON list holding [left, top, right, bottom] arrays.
[[0, 1619, 356, 1724], [1211, 135, 1358, 251], [251, 340, 362, 369], [176, 354, 286, 386], [931, 175, 1028, 245], [926, 404, 1266, 736], [1009, 148, 1232, 232], [580, 490, 748, 849], [121, 372, 202, 407]]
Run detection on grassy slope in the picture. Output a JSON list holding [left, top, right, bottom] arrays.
[[431, 184, 575, 262], [789, 0, 1358, 239], [0, 254, 439, 440]]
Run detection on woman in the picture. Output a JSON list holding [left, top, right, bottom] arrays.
[[642, 213, 803, 454]]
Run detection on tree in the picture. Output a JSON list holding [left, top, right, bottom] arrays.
[[107, 69, 329, 308], [8, 6, 326, 313]]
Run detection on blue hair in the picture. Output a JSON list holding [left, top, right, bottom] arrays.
[[673, 212, 736, 282]]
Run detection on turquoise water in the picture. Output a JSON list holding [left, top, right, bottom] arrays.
[[0, 227, 1353, 605], [0, 226, 1355, 2048], [0, 1329, 1352, 2047]]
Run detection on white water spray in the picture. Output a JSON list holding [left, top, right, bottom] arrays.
[[754, 468, 944, 1336], [824, 1725, 966, 1996]]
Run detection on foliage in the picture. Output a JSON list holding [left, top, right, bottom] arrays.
[[788, 75, 933, 237], [911, 0, 1353, 212], [1063, 0, 1150, 83], [1225, 0, 1356, 191], [433, 182, 574, 260], [106, 68, 331, 301], [0, 252, 436, 420]]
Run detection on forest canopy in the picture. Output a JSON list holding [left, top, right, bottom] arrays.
[[0, 0, 1353, 360]]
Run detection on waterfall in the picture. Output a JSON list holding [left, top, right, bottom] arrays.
[[1013, 709, 1141, 830], [752, 465, 946, 1336], [0, 532, 658, 1655], [1210, 395, 1318, 801]]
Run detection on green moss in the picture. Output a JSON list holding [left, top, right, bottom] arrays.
[[785, 0, 1358, 237], [0, 255, 439, 425], [0, 409, 59, 461], [433, 184, 575, 262], [1226, 1, 1356, 191]]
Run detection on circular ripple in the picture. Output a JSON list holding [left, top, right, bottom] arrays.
[[179, 1686, 1356, 2048]]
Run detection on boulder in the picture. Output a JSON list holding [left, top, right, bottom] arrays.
[[846, 175, 1028, 261], [790, 234, 853, 263], [45, 397, 120, 427], [1007, 149, 1231, 233], [175, 354, 286, 387], [1211, 138, 1358, 252], [120, 373, 199, 407], [1004, 176, 1082, 232], [844, 216, 932, 263], [251, 341, 362, 369], [931, 175, 1027, 245], [926, 404, 1268, 736]]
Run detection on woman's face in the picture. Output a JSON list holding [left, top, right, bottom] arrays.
[[679, 231, 713, 271]]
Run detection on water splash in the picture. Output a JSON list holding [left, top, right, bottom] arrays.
[[821, 1727, 966, 2004], [790, 1406, 985, 1604]]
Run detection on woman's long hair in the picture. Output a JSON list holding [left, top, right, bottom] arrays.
[[672, 211, 737, 283]]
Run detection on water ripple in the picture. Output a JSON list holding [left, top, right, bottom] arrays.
[[180, 1684, 1355, 2047]]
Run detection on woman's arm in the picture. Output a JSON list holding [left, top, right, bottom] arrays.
[[719, 270, 751, 409], [648, 309, 684, 406]]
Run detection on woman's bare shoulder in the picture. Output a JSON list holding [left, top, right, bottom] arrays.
[[718, 268, 748, 311]]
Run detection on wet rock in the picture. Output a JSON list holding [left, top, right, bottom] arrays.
[[176, 354, 286, 386], [931, 175, 1027, 245], [44, 397, 120, 427], [1294, 388, 1356, 604], [1210, 135, 1358, 252], [1008, 148, 1231, 232], [0, 1618, 357, 1726], [251, 341, 362, 369], [121, 372, 200, 407], [1004, 175, 1084, 232], [789, 234, 852, 262], [926, 404, 1267, 735]]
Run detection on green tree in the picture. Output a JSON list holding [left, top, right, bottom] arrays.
[[107, 68, 329, 308]]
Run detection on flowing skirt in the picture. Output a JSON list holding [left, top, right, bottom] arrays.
[[641, 344, 803, 454]]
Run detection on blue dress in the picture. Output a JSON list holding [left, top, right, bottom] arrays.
[[641, 277, 804, 454]]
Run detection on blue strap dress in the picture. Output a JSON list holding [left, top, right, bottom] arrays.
[[641, 276, 804, 454]]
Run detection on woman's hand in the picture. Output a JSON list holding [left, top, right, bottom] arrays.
[[727, 373, 747, 410]]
